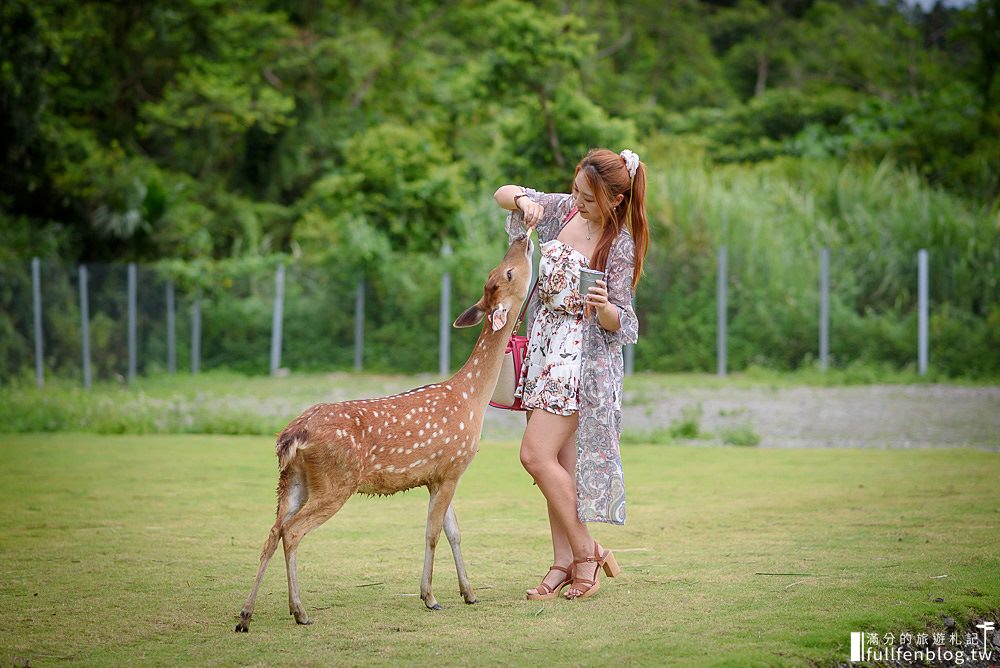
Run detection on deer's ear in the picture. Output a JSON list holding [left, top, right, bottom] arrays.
[[489, 303, 509, 332], [453, 304, 485, 328]]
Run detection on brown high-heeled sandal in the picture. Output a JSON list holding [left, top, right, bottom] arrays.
[[526, 564, 574, 601], [564, 542, 620, 600]]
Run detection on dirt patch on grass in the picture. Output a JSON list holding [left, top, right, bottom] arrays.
[[482, 384, 1000, 451]]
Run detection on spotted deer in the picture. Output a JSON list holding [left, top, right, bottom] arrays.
[[234, 235, 534, 632]]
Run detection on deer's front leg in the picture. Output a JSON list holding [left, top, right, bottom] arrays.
[[443, 503, 477, 604], [421, 481, 457, 610]]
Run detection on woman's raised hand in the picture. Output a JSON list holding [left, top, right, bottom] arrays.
[[518, 198, 544, 229]]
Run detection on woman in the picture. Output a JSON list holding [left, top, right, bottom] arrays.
[[493, 148, 649, 600]]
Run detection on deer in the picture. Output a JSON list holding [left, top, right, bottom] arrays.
[[234, 234, 534, 632]]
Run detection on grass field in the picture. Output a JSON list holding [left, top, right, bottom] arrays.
[[1, 433, 997, 667]]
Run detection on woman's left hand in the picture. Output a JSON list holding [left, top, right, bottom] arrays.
[[584, 280, 610, 319]]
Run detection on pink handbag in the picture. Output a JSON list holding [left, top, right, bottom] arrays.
[[489, 280, 538, 411]]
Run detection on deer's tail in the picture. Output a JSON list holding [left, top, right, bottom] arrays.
[[276, 426, 308, 472]]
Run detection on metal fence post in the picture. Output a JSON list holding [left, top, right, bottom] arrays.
[[191, 288, 201, 374], [819, 248, 829, 371], [918, 249, 929, 375], [31, 257, 44, 388], [354, 279, 365, 372], [440, 242, 452, 377], [166, 279, 176, 374], [80, 265, 91, 389], [270, 264, 285, 376], [127, 262, 137, 384], [717, 246, 727, 377]]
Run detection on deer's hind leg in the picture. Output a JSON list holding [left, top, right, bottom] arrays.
[[235, 466, 308, 632], [443, 502, 478, 605], [281, 467, 358, 625]]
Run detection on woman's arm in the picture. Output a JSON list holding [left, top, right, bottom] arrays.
[[588, 233, 639, 344], [495, 184, 544, 229], [502, 187, 573, 244], [494, 185, 524, 211]]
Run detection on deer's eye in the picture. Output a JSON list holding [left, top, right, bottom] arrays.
[[506, 269, 513, 280]]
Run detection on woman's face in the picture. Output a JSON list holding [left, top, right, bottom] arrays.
[[572, 171, 599, 224]]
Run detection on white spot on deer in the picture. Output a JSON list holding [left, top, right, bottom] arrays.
[[418, 430, 424, 436], [355, 417, 360, 426], [378, 447, 385, 452], [470, 386, 476, 394], [462, 392, 468, 399], [370, 454, 376, 462], [374, 464, 382, 470], [446, 385, 452, 390], [405, 449, 412, 454], [406, 431, 411, 437], [450, 456, 456, 462], [442, 417, 448, 424], [367, 425, 372, 433], [444, 436, 451, 444], [473, 358, 479, 365], [469, 410, 474, 419], [386, 465, 396, 472], [459, 422, 465, 431], [475, 370, 480, 378], [467, 372, 472, 379]]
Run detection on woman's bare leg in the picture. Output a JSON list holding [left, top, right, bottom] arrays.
[[520, 408, 595, 592], [525, 411, 578, 594]]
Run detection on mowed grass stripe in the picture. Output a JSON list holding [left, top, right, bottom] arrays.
[[0, 434, 997, 667]]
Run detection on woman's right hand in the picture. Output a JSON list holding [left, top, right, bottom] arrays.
[[518, 198, 544, 229]]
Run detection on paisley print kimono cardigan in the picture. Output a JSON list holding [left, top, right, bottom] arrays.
[[506, 188, 639, 525]]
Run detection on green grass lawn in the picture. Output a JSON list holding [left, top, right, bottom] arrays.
[[1, 434, 997, 667]]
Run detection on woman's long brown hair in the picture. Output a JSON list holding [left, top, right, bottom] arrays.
[[573, 149, 649, 290]]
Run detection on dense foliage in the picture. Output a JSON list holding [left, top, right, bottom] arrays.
[[2, 0, 998, 378]]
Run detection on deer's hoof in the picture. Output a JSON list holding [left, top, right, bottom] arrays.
[[295, 617, 312, 626], [429, 603, 443, 611], [464, 597, 479, 605], [235, 623, 249, 633]]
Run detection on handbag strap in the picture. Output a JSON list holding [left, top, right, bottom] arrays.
[[512, 205, 578, 336]]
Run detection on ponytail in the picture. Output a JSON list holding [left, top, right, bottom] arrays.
[[626, 162, 649, 290], [582, 150, 649, 291]]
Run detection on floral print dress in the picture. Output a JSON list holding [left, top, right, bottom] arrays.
[[513, 238, 589, 416], [505, 188, 640, 526]]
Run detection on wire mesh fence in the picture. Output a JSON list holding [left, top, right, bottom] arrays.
[[1, 244, 997, 388]]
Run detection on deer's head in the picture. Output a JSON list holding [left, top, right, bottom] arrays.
[[453, 234, 534, 331]]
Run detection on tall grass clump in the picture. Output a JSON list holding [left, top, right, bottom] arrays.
[[637, 136, 1000, 377]]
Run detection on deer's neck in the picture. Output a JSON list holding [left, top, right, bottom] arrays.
[[450, 315, 518, 412]]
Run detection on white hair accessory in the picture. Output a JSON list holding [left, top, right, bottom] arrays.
[[619, 149, 640, 179]]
